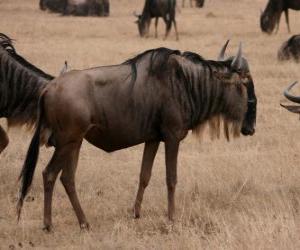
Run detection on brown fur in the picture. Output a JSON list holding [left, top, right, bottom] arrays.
[[17, 46, 257, 231]]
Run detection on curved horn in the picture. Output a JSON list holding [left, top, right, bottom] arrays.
[[231, 42, 243, 70], [218, 39, 230, 61], [283, 81, 300, 103]]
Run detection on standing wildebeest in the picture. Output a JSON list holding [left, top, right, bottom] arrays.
[[278, 34, 300, 62], [260, 0, 300, 34], [17, 42, 257, 231], [40, 0, 110, 16], [0, 33, 54, 154], [134, 0, 179, 40], [182, 0, 204, 8], [281, 81, 300, 113]]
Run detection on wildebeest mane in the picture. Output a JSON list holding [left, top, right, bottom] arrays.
[[0, 34, 53, 80], [121, 47, 246, 141], [172, 52, 245, 141], [123, 47, 180, 85], [0, 33, 53, 127], [182, 50, 230, 75]]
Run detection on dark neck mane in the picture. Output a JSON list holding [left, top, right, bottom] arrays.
[[173, 53, 244, 140], [0, 33, 54, 127]]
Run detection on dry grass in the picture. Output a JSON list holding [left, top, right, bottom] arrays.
[[0, 0, 300, 249]]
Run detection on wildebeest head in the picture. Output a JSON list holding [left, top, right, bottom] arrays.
[[278, 40, 291, 61], [281, 81, 300, 113], [218, 41, 257, 136], [133, 11, 149, 37], [260, 0, 282, 34], [278, 35, 300, 62], [260, 11, 278, 34]]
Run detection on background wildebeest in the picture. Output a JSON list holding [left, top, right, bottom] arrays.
[[281, 81, 300, 113], [182, 0, 204, 8], [40, 0, 110, 16], [260, 0, 300, 34], [134, 0, 179, 40], [17, 42, 257, 231], [278, 34, 300, 62], [0, 33, 54, 154]]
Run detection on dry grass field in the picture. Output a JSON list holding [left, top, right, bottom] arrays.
[[0, 0, 300, 249]]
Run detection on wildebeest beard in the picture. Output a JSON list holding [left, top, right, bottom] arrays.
[[124, 48, 250, 141]]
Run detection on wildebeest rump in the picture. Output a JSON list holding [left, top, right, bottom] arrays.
[[260, 0, 300, 34], [134, 0, 179, 40], [278, 34, 300, 62], [17, 42, 257, 231], [182, 0, 205, 8], [40, 0, 110, 16], [0, 33, 54, 154]]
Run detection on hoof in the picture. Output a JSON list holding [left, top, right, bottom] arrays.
[[133, 207, 140, 219], [80, 223, 90, 231], [42, 225, 53, 233]]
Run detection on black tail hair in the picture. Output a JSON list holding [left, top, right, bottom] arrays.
[[17, 94, 45, 220]]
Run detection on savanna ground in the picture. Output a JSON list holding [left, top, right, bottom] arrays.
[[0, 0, 300, 249]]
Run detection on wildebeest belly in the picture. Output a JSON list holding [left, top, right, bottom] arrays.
[[84, 124, 161, 152]]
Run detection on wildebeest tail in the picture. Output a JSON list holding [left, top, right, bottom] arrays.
[[17, 93, 45, 220]]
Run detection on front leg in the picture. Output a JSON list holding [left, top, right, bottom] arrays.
[[155, 17, 159, 38], [0, 125, 9, 154], [284, 9, 290, 33], [165, 140, 179, 221], [275, 13, 282, 34]]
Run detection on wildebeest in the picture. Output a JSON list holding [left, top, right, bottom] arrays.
[[260, 0, 300, 34], [40, 0, 110, 16], [134, 0, 179, 40], [182, 0, 204, 8], [281, 81, 300, 113], [0, 33, 54, 154], [278, 34, 300, 62], [17, 42, 257, 231]]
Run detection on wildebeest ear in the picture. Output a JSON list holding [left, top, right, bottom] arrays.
[[218, 40, 230, 61], [280, 103, 300, 114], [231, 42, 244, 71]]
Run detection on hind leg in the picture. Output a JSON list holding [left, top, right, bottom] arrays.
[[173, 19, 179, 41], [155, 17, 159, 38], [59, 140, 89, 229], [0, 125, 9, 154], [43, 150, 64, 231], [43, 140, 83, 231]]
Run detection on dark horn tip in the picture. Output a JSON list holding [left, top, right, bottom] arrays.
[[16, 199, 23, 221]]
